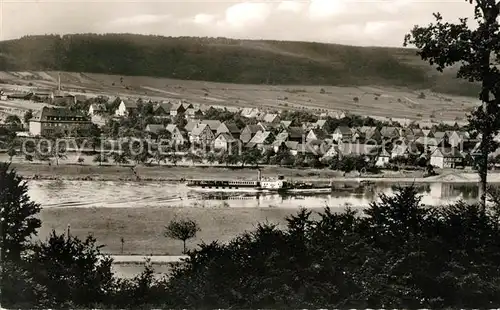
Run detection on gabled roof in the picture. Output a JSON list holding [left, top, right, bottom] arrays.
[[216, 132, 236, 142], [186, 107, 203, 115], [191, 123, 211, 136], [244, 125, 262, 134], [259, 122, 281, 131], [359, 126, 377, 134], [220, 122, 241, 134], [155, 102, 172, 113], [287, 126, 305, 139], [248, 131, 272, 144], [240, 108, 254, 116], [166, 124, 179, 133], [122, 99, 138, 108], [433, 131, 448, 140], [201, 120, 222, 131], [380, 126, 399, 137], [334, 126, 352, 135], [263, 113, 279, 123], [281, 120, 292, 128], [308, 129, 328, 140], [170, 103, 185, 112], [145, 124, 165, 134], [37, 107, 87, 119], [316, 119, 327, 128], [185, 120, 200, 132], [415, 137, 442, 146]]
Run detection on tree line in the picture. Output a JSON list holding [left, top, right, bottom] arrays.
[[3, 162, 500, 308]]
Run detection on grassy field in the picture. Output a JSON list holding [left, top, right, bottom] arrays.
[[38, 206, 327, 255]]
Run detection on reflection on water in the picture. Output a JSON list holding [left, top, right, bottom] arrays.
[[27, 180, 484, 209]]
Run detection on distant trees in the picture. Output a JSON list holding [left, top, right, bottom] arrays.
[[23, 110, 33, 125], [5, 115, 22, 131], [164, 218, 200, 254]]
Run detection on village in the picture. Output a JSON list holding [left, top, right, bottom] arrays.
[[0, 82, 490, 173]]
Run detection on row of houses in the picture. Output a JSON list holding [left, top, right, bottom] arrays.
[[142, 117, 473, 169]]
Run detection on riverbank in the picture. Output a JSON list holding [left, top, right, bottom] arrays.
[[7, 162, 493, 183], [38, 206, 318, 255]]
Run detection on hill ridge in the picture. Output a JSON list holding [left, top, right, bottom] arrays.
[[0, 33, 479, 97]]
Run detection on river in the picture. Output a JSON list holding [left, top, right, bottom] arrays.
[[27, 180, 481, 209], [29, 179, 481, 279]]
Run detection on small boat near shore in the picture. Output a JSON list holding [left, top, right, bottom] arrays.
[[185, 170, 332, 193]]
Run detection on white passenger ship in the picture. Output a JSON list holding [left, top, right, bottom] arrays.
[[186, 170, 287, 192], [186, 170, 332, 193]]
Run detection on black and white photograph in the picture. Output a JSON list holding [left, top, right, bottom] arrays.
[[2, 0, 500, 308]]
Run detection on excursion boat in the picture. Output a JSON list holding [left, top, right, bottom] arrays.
[[185, 170, 332, 193]]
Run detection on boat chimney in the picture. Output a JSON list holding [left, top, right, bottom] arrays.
[[58, 72, 61, 91], [257, 169, 261, 181]]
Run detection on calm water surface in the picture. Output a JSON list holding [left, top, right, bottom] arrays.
[[27, 180, 481, 208]]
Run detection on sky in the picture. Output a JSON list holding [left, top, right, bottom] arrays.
[[0, 0, 476, 47]]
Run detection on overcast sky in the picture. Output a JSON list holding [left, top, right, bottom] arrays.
[[1, 0, 475, 47]]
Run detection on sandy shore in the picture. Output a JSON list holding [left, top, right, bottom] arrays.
[[38, 206, 317, 255]]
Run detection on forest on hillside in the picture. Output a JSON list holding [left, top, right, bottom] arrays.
[[0, 34, 480, 96]]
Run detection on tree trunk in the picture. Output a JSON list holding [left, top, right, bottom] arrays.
[[183, 240, 186, 254], [479, 140, 489, 207]]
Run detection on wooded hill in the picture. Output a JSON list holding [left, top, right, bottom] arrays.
[[0, 34, 479, 96]]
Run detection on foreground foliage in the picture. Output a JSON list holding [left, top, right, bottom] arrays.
[[2, 162, 500, 308]]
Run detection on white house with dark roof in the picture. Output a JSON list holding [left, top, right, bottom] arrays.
[[189, 123, 214, 144], [214, 133, 240, 151], [115, 99, 138, 117], [200, 120, 222, 134], [166, 124, 187, 145], [332, 126, 357, 142], [216, 122, 241, 138], [153, 102, 172, 116], [430, 147, 464, 169], [375, 148, 391, 167]]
